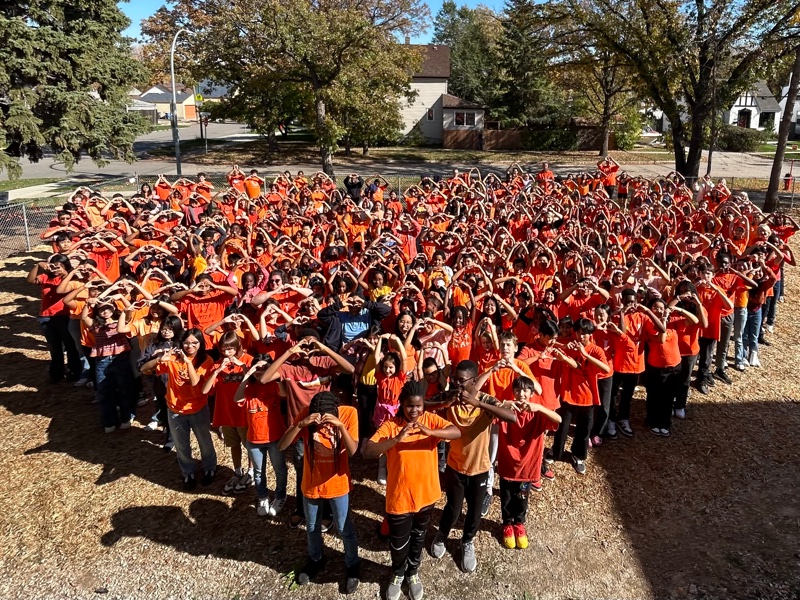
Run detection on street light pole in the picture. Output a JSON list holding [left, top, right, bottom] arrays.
[[170, 28, 190, 176]]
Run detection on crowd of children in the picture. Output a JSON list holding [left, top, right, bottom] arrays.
[[28, 160, 795, 598]]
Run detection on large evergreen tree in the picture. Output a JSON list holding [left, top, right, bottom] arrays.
[[0, 1, 148, 178]]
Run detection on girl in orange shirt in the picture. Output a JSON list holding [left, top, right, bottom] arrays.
[[642, 298, 683, 437], [373, 347, 408, 485], [278, 392, 361, 593], [365, 380, 460, 600]]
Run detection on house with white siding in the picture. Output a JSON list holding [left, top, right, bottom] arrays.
[[723, 80, 780, 133]]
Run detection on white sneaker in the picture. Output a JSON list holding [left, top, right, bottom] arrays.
[[144, 420, 160, 431], [767, 324, 775, 333], [377, 466, 387, 486], [269, 497, 286, 517], [750, 351, 761, 368], [606, 421, 617, 438], [673, 408, 686, 420], [104, 426, 116, 433], [74, 376, 89, 387], [119, 419, 133, 430], [257, 498, 270, 517]]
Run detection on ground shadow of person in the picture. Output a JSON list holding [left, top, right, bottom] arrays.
[[101, 496, 384, 593]]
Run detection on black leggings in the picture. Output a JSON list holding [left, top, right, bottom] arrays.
[[645, 364, 681, 429], [356, 383, 378, 440], [387, 504, 434, 577], [591, 376, 614, 437]]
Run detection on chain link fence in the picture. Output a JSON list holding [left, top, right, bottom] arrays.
[[1, 173, 798, 261]]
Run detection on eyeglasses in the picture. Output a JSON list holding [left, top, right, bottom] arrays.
[[449, 375, 476, 386], [423, 370, 439, 378]]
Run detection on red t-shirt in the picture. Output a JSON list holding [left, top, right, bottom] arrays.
[[210, 354, 252, 428], [496, 410, 559, 482]]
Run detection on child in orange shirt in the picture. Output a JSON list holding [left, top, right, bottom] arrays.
[[278, 392, 360, 593], [497, 376, 561, 550], [235, 355, 288, 517], [373, 347, 408, 485], [365, 380, 461, 600]]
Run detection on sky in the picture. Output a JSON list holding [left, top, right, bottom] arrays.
[[119, 0, 507, 42]]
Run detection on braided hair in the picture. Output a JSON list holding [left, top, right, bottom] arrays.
[[306, 391, 342, 470], [398, 379, 428, 422]]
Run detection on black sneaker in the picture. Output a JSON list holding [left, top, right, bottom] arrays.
[[696, 381, 709, 395], [289, 513, 305, 530], [297, 557, 326, 585], [706, 375, 716, 387], [758, 337, 771, 347], [345, 562, 361, 594], [201, 467, 217, 486], [713, 369, 733, 385], [183, 474, 196, 491], [480, 493, 492, 517]]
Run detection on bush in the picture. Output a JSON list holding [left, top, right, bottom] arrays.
[[521, 128, 578, 151], [717, 125, 768, 153], [614, 108, 644, 151]]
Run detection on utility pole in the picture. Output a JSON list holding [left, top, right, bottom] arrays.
[[170, 28, 191, 176]]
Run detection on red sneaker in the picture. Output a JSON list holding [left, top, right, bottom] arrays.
[[513, 524, 529, 549], [502, 524, 516, 549], [541, 464, 555, 481]]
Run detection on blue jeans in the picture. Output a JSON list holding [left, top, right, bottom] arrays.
[[95, 352, 136, 428], [67, 318, 90, 375], [293, 438, 305, 517], [246, 440, 288, 500], [744, 307, 763, 357], [732, 307, 747, 366], [303, 494, 359, 568], [166, 405, 217, 477]]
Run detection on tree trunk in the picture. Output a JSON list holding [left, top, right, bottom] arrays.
[[670, 116, 688, 176], [362, 140, 369, 155], [683, 111, 706, 181], [315, 95, 335, 179], [600, 93, 612, 157], [765, 45, 800, 213], [267, 130, 278, 153], [344, 135, 352, 155]]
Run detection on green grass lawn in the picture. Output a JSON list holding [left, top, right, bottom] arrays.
[[147, 138, 229, 157], [0, 178, 61, 192]]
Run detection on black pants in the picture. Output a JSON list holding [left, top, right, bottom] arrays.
[[552, 403, 593, 461], [38, 315, 81, 381], [645, 364, 681, 430], [356, 383, 378, 440], [591, 376, 614, 437], [387, 504, 434, 577], [438, 467, 488, 543], [437, 441, 448, 473], [674, 354, 698, 410], [609, 372, 638, 422], [697, 337, 715, 382], [499, 479, 530, 525]]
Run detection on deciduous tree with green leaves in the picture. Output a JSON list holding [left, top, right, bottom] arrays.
[[141, 0, 426, 178], [0, 1, 149, 178], [551, 0, 800, 180]]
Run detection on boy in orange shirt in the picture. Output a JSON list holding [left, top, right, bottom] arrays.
[[278, 392, 361, 593], [497, 376, 561, 549], [546, 318, 611, 475]]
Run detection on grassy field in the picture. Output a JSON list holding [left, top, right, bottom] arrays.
[[0, 178, 60, 192], [1, 239, 799, 599], [183, 139, 676, 167]]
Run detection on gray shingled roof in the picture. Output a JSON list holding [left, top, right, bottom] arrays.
[[753, 80, 781, 113], [139, 90, 192, 104]]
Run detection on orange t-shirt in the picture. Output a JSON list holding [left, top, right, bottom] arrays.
[[156, 356, 214, 414], [558, 343, 609, 406], [210, 354, 253, 428], [244, 176, 263, 199], [177, 291, 232, 345], [642, 318, 681, 368], [243, 381, 286, 444], [295, 405, 359, 500], [484, 359, 535, 401], [610, 312, 647, 374], [370, 411, 452, 515]]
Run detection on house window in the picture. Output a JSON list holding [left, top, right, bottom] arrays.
[[454, 111, 476, 127], [427, 108, 434, 121], [759, 111, 775, 131]]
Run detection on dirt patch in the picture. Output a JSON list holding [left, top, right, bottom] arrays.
[[1, 248, 799, 600]]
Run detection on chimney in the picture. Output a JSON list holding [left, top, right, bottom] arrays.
[[405, 36, 410, 45]]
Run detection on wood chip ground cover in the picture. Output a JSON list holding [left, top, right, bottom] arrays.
[[0, 249, 799, 600]]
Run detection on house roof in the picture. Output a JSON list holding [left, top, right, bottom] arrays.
[[128, 98, 157, 110], [441, 93, 484, 110], [139, 90, 193, 104], [753, 80, 781, 113], [412, 44, 450, 79]]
